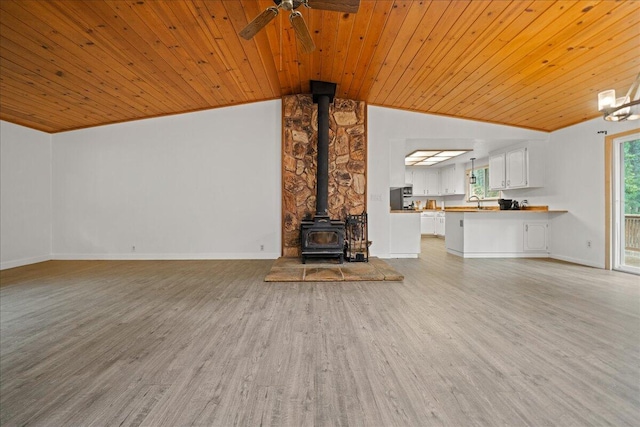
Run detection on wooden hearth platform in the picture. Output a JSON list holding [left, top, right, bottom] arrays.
[[264, 257, 403, 282]]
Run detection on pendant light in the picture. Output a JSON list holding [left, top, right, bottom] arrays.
[[470, 157, 477, 184]]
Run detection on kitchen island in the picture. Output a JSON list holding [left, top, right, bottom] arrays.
[[444, 208, 567, 258]]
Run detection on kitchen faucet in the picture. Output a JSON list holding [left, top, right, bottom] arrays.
[[468, 195, 481, 209]]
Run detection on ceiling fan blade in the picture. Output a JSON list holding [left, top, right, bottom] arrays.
[[239, 7, 279, 40], [307, 0, 360, 13], [289, 11, 315, 54]]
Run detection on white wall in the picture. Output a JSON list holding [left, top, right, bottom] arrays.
[[51, 100, 282, 260], [539, 118, 637, 268], [1, 121, 52, 269], [367, 106, 547, 258], [4, 100, 635, 269]]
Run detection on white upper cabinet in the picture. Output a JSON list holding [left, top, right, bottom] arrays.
[[506, 147, 527, 188], [412, 169, 426, 195], [439, 164, 464, 195], [407, 163, 465, 196], [489, 142, 545, 190], [424, 169, 440, 196], [405, 170, 414, 185], [489, 154, 506, 190], [440, 166, 452, 194], [406, 167, 440, 196]]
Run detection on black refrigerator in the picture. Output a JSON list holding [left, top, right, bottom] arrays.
[[390, 188, 403, 210]]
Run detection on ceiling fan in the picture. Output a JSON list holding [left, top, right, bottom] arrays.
[[239, 0, 360, 53]]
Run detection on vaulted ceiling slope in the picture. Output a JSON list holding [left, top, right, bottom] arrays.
[[0, 0, 638, 133]]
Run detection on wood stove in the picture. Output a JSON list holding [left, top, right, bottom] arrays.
[[300, 80, 345, 264], [300, 218, 345, 264]]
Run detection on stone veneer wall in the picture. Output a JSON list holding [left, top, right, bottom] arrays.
[[282, 95, 367, 257]]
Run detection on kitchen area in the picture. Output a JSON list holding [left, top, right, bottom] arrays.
[[389, 139, 566, 259]]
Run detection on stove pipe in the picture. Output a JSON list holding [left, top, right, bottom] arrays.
[[310, 80, 337, 218]]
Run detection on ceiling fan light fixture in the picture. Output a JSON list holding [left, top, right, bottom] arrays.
[[598, 90, 616, 111], [627, 105, 640, 121], [598, 72, 640, 122], [610, 97, 630, 121]]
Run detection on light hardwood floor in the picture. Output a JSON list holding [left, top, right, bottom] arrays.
[[1, 238, 639, 426]]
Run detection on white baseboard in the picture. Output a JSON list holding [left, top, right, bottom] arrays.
[[446, 248, 464, 257], [51, 252, 281, 261], [1, 255, 51, 270], [388, 253, 419, 259], [448, 250, 550, 259], [549, 254, 603, 269], [370, 251, 389, 259]]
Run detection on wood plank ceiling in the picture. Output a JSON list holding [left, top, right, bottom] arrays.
[[0, 0, 639, 133]]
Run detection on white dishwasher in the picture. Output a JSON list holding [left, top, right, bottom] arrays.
[[420, 212, 437, 235]]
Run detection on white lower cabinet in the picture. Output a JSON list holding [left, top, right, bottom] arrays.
[[445, 212, 551, 258], [420, 212, 444, 236], [436, 214, 446, 236], [524, 222, 548, 252], [421, 214, 436, 235]]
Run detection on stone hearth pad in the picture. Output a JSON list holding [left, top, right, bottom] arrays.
[[264, 257, 403, 282]]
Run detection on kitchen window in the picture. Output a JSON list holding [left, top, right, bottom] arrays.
[[468, 166, 500, 201]]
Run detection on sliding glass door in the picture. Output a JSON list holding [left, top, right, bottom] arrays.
[[614, 134, 640, 274]]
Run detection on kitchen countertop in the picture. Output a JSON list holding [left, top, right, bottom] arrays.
[[444, 206, 567, 213], [392, 207, 568, 213], [391, 209, 444, 213]]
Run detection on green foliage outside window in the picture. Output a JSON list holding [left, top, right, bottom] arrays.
[[468, 167, 500, 200], [624, 139, 640, 214]]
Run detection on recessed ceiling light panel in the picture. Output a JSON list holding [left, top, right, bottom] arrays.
[[438, 150, 468, 157], [411, 150, 441, 157], [404, 149, 471, 167]]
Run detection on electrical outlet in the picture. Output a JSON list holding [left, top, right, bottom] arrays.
[[260, 245, 264, 251], [587, 240, 592, 248]]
